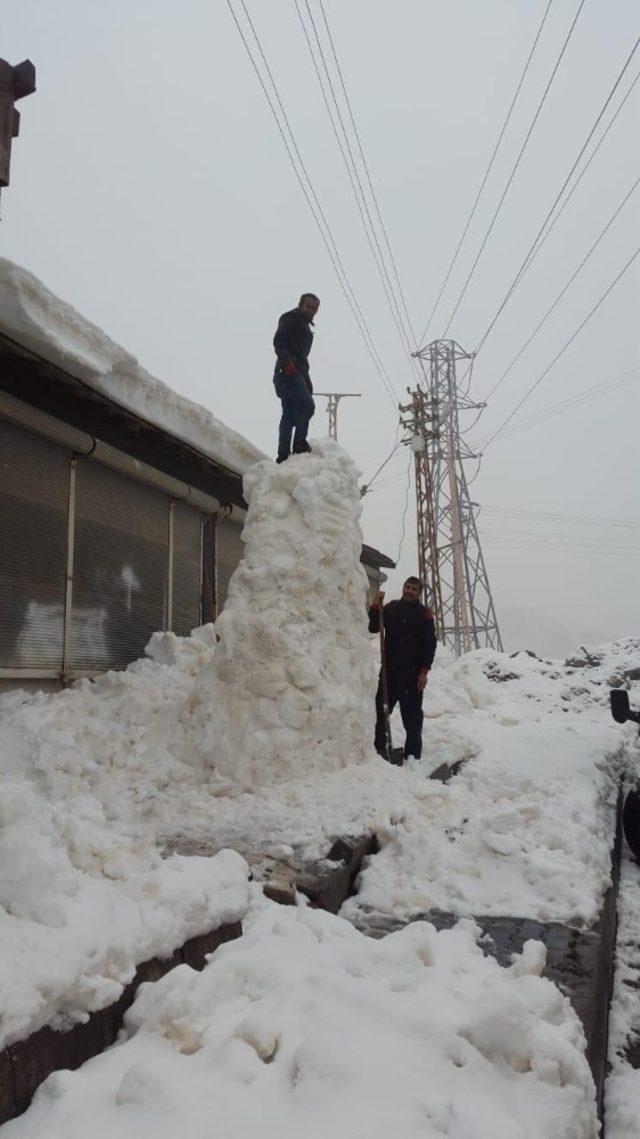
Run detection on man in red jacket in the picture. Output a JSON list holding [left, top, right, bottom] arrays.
[[272, 293, 319, 462], [368, 577, 437, 762]]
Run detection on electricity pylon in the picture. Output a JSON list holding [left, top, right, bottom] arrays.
[[401, 339, 503, 654], [315, 392, 361, 440]]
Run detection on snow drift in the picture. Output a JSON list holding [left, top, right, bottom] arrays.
[[3, 901, 599, 1139]]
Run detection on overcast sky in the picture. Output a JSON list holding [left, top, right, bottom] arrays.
[[3, 0, 639, 656]]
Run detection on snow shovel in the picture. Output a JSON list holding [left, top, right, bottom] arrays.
[[379, 603, 403, 766]]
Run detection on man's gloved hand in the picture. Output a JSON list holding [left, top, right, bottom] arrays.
[[417, 668, 429, 692], [283, 360, 296, 377], [306, 376, 313, 394]]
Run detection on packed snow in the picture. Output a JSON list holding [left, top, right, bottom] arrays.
[[186, 439, 375, 785], [0, 257, 265, 476], [3, 899, 599, 1139]]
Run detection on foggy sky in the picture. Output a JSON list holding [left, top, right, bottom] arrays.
[[3, 0, 639, 657]]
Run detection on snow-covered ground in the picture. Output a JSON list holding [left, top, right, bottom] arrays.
[[3, 897, 600, 1139], [345, 644, 629, 932], [2, 441, 639, 1136], [3, 624, 632, 1051]]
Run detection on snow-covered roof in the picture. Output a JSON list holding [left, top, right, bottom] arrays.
[[0, 257, 266, 477]]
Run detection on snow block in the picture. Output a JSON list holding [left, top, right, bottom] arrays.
[[260, 834, 377, 914], [0, 920, 242, 1122]]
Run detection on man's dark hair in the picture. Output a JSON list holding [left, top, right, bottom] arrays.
[[404, 576, 423, 590], [299, 293, 320, 306]]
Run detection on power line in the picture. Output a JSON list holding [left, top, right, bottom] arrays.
[[482, 170, 640, 402], [484, 530, 640, 550], [394, 449, 413, 564], [295, 0, 419, 376], [504, 63, 640, 295], [361, 426, 403, 496], [317, 0, 419, 347], [482, 538, 640, 559], [482, 243, 640, 448], [474, 31, 640, 356], [473, 364, 640, 446], [479, 504, 640, 528], [227, 0, 398, 406], [416, 0, 556, 347], [441, 0, 587, 338]]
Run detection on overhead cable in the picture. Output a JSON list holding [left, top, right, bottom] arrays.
[[295, 0, 419, 376], [474, 31, 640, 356], [472, 364, 640, 446], [227, 0, 398, 406], [483, 170, 640, 402], [482, 243, 640, 449], [479, 504, 640, 529], [361, 426, 403, 496], [505, 64, 640, 291], [417, 0, 555, 347], [317, 0, 419, 347], [441, 0, 587, 338], [394, 451, 413, 564]]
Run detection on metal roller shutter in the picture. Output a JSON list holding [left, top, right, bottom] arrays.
[[71, 458, 169, 671], [172, 502, 203, 636], [0, 420, 70, 670], [216, 516, 244, 610]]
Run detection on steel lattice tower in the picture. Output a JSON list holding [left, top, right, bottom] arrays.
[[401, 339, 503, 654]]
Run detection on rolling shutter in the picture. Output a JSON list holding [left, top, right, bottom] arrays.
[[0, 420, 70, 670], [216, 515, 244, 610], [71, 458, 169, 671], [172, 502, 203, 636]]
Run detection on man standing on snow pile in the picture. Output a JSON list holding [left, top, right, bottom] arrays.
[[272, 293, 319, 463], [369, 577, 437, 763]]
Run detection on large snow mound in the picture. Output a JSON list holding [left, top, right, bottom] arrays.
[[0, 257, 265, 475], [186, 439, 375, 785], [4, 901, 598, 1139]]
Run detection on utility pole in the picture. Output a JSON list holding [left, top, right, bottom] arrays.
[[0, 58, 36, 207], [402, 339, 502, 654], [314, 392, 361, 440]]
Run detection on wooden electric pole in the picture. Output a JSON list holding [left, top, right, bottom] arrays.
[[0, 58, 36, 206]]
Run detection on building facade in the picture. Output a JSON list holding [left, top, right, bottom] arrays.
[[0, 265, 393, 690]]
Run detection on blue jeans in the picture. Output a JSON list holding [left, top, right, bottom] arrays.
[[274, 372, 315, 458]]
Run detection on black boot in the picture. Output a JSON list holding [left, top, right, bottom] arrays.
[[292, 440, 312, 454], [276, 454, 289, 464]]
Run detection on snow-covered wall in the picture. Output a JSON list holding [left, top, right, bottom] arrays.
[[0, 257, 266, 476], [186, 440, 375, 785]]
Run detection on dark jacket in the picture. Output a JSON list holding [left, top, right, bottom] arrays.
[[369, 599, 437, 684], [273, 307, 314, 377]]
